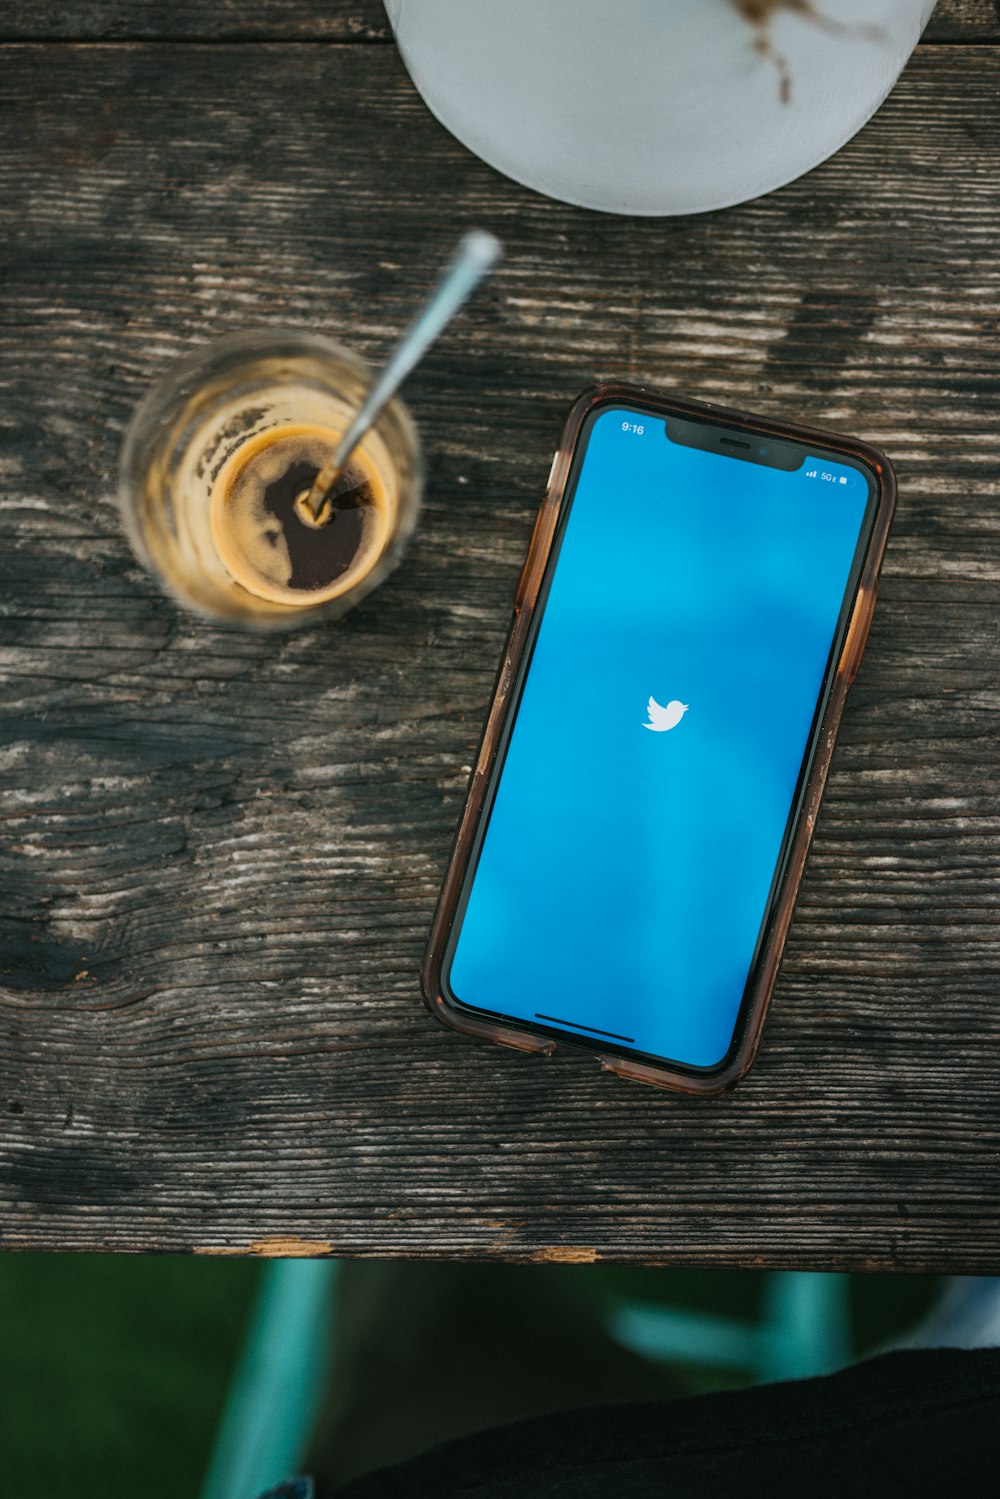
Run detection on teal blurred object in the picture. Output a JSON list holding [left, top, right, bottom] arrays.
[[201, 1262, 850, 1499], [203, 1264, 989, 1496], [200, 1259, 338, 1499], [903, 1277, 1000, 1352], [609, 1272, 852, 1382]]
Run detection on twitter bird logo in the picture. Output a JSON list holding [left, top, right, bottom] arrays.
[[643, 697, 688, 732]]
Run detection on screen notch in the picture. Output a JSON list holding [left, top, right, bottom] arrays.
[[664, 413, 803, 472]]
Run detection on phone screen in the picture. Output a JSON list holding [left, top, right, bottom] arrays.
[[444, 404, 876, 1072]]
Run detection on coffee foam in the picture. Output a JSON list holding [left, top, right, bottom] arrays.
[[210, 424, 390, 607]]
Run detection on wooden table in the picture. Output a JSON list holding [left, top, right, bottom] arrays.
[[1, 1, 998, 1268]]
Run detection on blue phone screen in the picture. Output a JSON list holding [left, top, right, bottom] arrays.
[[446, 407, 871, 1070]]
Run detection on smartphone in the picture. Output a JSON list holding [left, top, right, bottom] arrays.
[[423, 385, 896, 1094]]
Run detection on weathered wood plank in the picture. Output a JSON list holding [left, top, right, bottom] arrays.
[[924, 0, 1000, 38], [2, 0, 390, 40], [1, 41, 999, 1266], [0, 0, 994, 42], [0, 1, 390, 41]]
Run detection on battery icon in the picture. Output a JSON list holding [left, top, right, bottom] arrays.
[[839, 476, 848, 484]]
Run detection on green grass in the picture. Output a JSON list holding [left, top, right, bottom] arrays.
[[0, 1254, 261, 1499]]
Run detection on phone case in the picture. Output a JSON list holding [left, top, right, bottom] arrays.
[[422, 384, 897, 1094]]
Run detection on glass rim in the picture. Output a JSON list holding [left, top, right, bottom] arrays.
[[118, 327, 423, 631]]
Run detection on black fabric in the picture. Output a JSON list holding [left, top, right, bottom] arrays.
[[328, 1347, 999, 1498]]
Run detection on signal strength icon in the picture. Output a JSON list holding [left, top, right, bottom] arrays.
[[806, 469, 818, 478]]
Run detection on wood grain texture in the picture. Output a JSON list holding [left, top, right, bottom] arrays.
[[924, 0, 1000, 38], [1, 0, 996, 42], [1, 37, 999, 1267]]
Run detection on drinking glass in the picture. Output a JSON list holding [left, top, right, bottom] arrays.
[[119, 329, 422, 629]]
